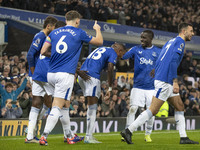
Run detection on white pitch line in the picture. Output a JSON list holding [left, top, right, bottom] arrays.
[[0, 130, 199, 141]]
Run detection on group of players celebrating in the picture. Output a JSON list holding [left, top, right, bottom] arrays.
[[25, 10, 199, 145]]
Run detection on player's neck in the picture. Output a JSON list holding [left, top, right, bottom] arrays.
[[178, 34, 186, 41], [42, 29, 49, 36]]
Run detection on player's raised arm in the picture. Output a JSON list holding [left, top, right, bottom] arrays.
[[89, 20, 103, 46]]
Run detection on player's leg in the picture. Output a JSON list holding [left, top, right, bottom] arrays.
[[60, 101, 84, 144], [39, 73, 74, 145], [39, 97, 65, 145], [168, 95, 199, 144], [78, 76, 101, 143], [125, 88, 140, 129], [38, 94, 52, 121], [25, 81, 45, 143], [85, 96, 100, 143], [121, 80, 168, 144], [121, 96, 163, 144], [145, 90, 155, 142]]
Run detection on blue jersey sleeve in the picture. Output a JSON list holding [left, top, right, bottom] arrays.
[[108, 51, 117, 65], [80, 30, 92, 43], [27, 47, 38, 67], [175, 41, 185, 55], [27, 33, 46, 67], [122, 47, 136, 60]]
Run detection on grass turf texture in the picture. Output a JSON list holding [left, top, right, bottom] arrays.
[[0, 130, 199, 150]]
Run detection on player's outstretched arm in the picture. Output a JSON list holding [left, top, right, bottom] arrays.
[[89, 20, 103, 46]]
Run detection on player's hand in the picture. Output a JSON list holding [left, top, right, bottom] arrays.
[[93, 20, 101, 31], [173, 82, 179, 94], [150, 69, 155, 78], [77, 70, 91, 81]]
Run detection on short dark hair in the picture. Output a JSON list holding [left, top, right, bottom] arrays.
[[55, 21, 66, 29], [143, 30, 154, 39], [65, 10, 81, 21], [178, 23, 193, 33], [43, 16, 58, 29], [112, 43, 126, 52], [5, 83, 13, 88]]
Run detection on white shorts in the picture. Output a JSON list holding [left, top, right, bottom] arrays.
[[47, 72, 74, 100], [153, 80, 179, 101], [130, 88, 154, 108], [32, 80, 52, 97], [78, 76, 101, 98]]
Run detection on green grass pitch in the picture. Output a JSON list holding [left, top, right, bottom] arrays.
[[0, 130, 199, 150]]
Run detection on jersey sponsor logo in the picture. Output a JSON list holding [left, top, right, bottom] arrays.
[[140, 57, 153, 65], [33, 38, 41, 47]]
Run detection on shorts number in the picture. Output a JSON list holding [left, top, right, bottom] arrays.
[[56, 35, 68, 54], [88, 47, 106, 60]]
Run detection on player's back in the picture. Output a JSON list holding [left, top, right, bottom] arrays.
[[48, 26, 92, 74], [81, 47, 117, 79], [155, 36, 185, 84]]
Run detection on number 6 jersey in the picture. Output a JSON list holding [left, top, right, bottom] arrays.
[[45, 25, 92, 74]]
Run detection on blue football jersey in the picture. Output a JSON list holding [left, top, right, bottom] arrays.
[[32, 54, 50, 82], [47, 26, 92, 74], [80, 47, 118, 79], [27, 31, 46, 77], [123, 45, 161, 90], [155, 36, 185, 85]]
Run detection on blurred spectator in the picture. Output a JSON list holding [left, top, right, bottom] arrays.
[[19, 92, 31, 118], [70, 100, 80, 117], [184, 98, 193, 116], [77, 94, 87, 117], [1, 99, 22, 118], [118, 92, 127, 116], [0, 76, 28, 109]]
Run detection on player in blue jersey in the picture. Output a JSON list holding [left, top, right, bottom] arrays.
[[27, 16, 58, 81], [122, 30, 161, 143], [25, 16, 58, 143], [121, 23, 199, 144], [38, 10, 103, 146], [26, 20, 84, 144], [78, 43, 126, 143]]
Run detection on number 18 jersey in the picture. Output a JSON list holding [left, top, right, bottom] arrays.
[[46, 25, 92, 74], [80, 47, 118, 79]]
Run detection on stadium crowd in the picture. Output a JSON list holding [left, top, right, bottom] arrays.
[[1, 0, 200, 35], [0, 50, 200, 119]]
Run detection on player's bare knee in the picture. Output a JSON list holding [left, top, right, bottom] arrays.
[[129, 105, 138, 114], [32, 96, 43, 108]]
